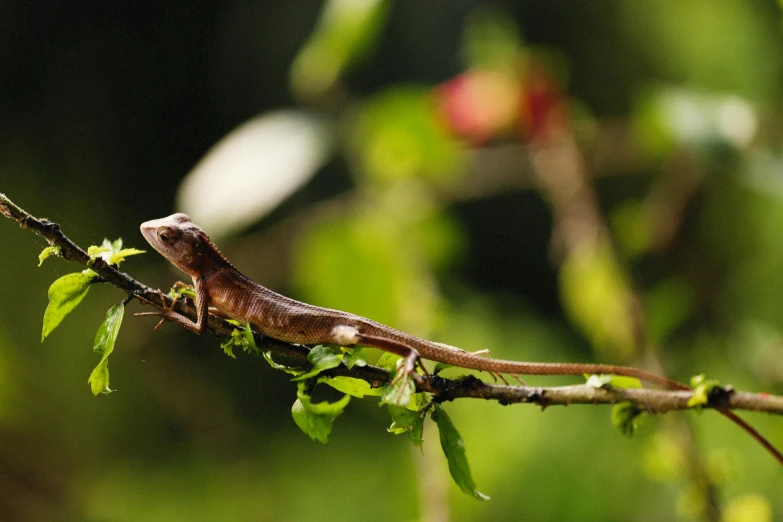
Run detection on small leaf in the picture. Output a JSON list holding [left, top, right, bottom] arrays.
[[321, 376, 382, 398], [109, 248, 145, 266], [168, 284, 196, 300], [219, 323, 261, 359], [377, 353, 416, 405], [611, 402, 644, 436], [380, 360, 415, 407], [300, 390, 352, 416], [432, 404, 489, 500], [387, 404, 424, 447], [88, 359, 111, 396], [292, 345, 342, 381], [88, 303, 125, 396], [607, 376, 642, 389], [688, 374, 720, 408], [87, 245, 110, 257], [291, 382, 351, 444], [42, 271, 97, 341], [387, 405, 419, 434], [262, 351, 304, 376], [376, 352, 401, 370], [342, 346, 367, 369], [409, 414, 424, 448], [94, 303, 124, 356], [220, 335, 238, 359], [292, 399, 331, 444], [87, 238, 145, 266], [38, 245, 60, 266], [219, 327, 247, 359], [585, 374, 642, 389], [243, 323, 261, 357]]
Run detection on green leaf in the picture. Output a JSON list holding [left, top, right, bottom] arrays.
[[688, 374, 720, 408], [87, 303, 125, 396], [292, 345, 342, 381], [291, 382, 351, 444], [168, 284, 196, 300], [88, 359, 110, 396], [87, 245, 110, 257], [219, 323, 261, 359], [94, 303, 124, 356], [86, 238, 144, 266], [376, 352, 401, 370], [220, 334, 238, 359], [38, 245, 60, 266], [380, 361, 415, 407], [409, 414, 424, 448], [611, 402, 644, 436], [585, 374, 642, 389], [109, 248, 145, 266], [387, 404, 424, 448], [432, 404, 489, 500], [262, 351, 304, 376], [321, 376, 382, 398], [608, 376, 643, 389], [379, 352, 427, 408], [243, 323, 261, 357], [342, 346, 368, 369], [42, 270, 97, 341], [387, 405, 416, 432]]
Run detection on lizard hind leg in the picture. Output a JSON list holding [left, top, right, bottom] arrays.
[[468, 348, 510, 385], [354, 332, 429, 396], [388, 350, 429, 404], [490, 372, 509, 385]]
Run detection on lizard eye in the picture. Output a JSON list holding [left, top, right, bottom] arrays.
[[158, 227, 177, 243]]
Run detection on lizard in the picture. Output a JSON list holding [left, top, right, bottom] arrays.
[[135, 214, 783, 466], [136, 212, 686, 391]]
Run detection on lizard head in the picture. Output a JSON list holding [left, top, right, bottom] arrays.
[[140, 213, 213, 278]]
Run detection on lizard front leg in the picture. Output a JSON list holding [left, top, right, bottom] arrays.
[[136, 276, 210, 335]]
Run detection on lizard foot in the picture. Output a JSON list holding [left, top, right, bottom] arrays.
[[134, 290, 181, 330], [488, 371, 509, 385], [389, 351, 428, 403], [470, 349, 510, 384], [510, 373, 527, 386]]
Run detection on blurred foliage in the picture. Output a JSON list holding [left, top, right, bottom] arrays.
[[2, 1, 783, 520], [559, 242, 636, 359]]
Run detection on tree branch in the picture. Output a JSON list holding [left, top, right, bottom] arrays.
[[2, 192, 783, 418]]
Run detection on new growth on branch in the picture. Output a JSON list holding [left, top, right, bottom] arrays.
[[1, 192, 782, 497]]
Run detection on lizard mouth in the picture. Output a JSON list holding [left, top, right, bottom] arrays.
[[139, 220, 160, 245]]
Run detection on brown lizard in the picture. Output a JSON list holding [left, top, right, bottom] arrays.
[[136, 213, 685, 390], [136, 213, 783, 465]]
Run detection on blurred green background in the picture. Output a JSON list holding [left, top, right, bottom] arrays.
[[1, 1, 783, 520]]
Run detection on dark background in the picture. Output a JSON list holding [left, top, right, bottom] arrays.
[[1, 1, 782, 520]]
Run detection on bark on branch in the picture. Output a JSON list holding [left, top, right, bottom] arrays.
[[2, 192, 783, 418]]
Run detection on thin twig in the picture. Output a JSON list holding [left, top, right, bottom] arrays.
[[2, 192, 783, 418]]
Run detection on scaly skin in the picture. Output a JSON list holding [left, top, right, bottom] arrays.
[[137, 213, 685, 390]]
